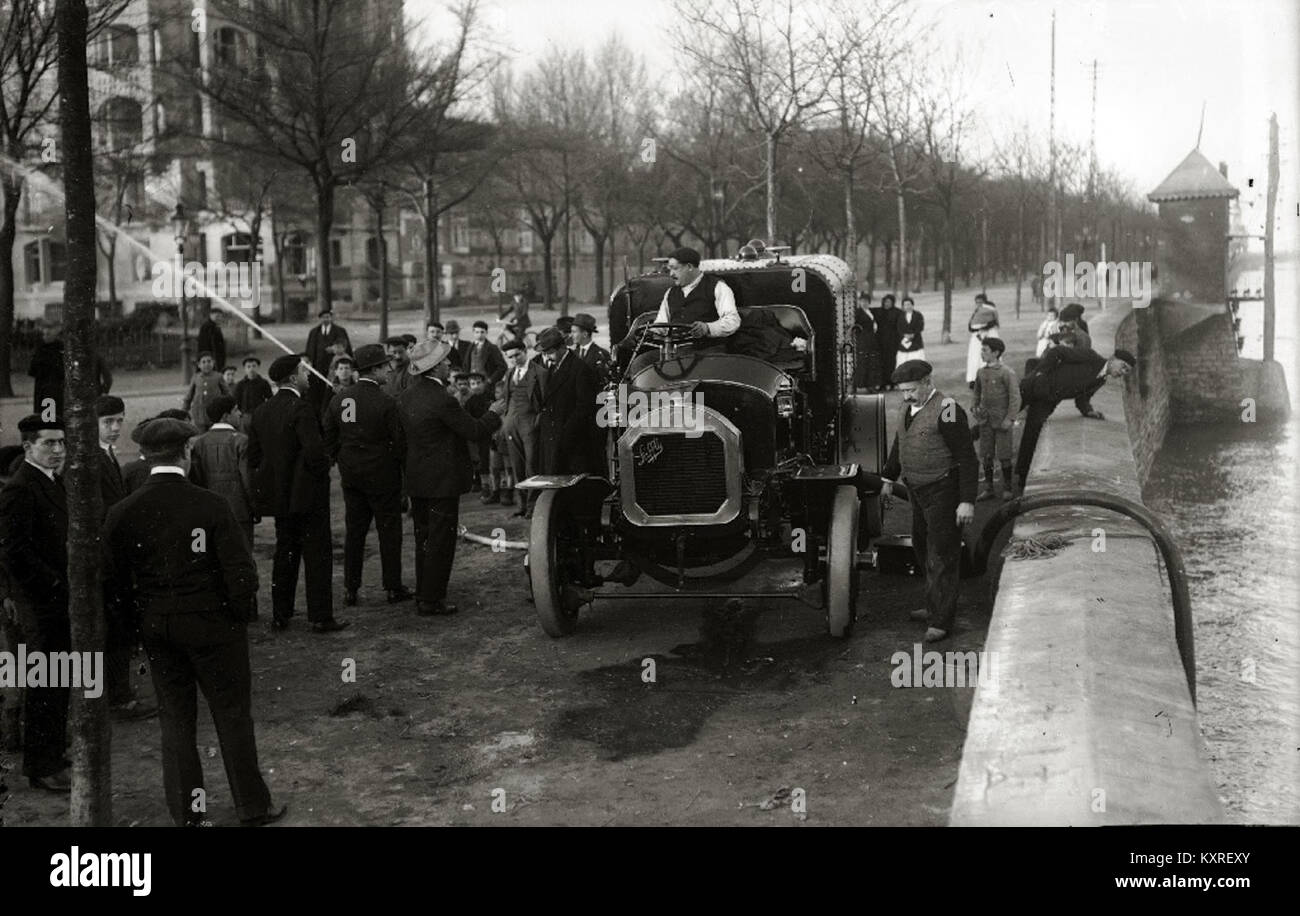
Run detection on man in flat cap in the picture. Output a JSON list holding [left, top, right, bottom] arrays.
[[1015, 347, 1136, 489], [323, 344, 412, 607], [535, 326, 602, 476], [571, 313, 611, 385], [189, 395, 255, 549], [0, 415, 71, 791], [234, 355, 272, 434], [880, 360, 979, 643], [649, 247, 740, 348], [397, 339, 503, 616], [467, 320, 507, 388], [501, 338, 544, 518], [103, 417, 285, 827], [248, 353, 347, 633], [123, 409, 193, 494], [382, 336, 414, 399]]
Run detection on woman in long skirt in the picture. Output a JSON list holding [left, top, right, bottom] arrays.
[[895, 297, 926, 366], [966, 296, 1000, 388], [871, 294, 901, 388], [853, 296, 883, 390]]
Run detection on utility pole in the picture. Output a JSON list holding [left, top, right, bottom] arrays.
[[1047, 9, 1057, 306], [1088, 59, 1098, 260], [1265, 112, 1278, 362]]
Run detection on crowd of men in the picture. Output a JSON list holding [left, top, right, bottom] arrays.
[[0, 301, 615, 824]]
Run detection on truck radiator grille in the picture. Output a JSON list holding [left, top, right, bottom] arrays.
[[631, 433, 728, 516]]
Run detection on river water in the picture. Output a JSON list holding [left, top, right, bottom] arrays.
[[1142, 262, 1300, 824]]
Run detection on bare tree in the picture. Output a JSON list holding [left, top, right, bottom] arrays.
[[0, 0, 128, 395], [672, 0, 826, 243], [993, 124, 1047, 318], [870, 42, 927, 301]]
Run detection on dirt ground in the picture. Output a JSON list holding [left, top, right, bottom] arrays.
[[3, 284, 1057, 826]]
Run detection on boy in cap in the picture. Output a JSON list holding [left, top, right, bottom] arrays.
[[123, 409, 193, 493], [879, 360, 979, 643], [183, 351, 231, 433], [234, 355, 272, 433], [468, 319, 507, 387], [0, 415, 71, 791], [189, 395, 255, 548], [462, 372, 493, 500], [103, 416, 285, 827], [972, 337, 1020, 500]]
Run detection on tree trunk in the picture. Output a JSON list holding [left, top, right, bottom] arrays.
[[843, 170, 858, 289], [431, 212, 442, 324], [541, 233, 555, 309], [895, 190, 907, 298], [562, 210, 571, 312], [315, 179, 335, 317], [942, 228, 954, 344], [0, 174, 23, 397], [57, 0, 111, 827], [423, 179, 435, 322], [105, 234, 117, 309], [883, 238, 892, 287], [765, 131, 777, 241], [375, 197, 389, 341], [592, 233, 605, 305], [1015, 195, 1024, 319]]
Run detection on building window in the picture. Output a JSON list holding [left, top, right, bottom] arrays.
[[366, 236, 383, 270], [330, 238, 343, 267], [151, 26, 162, 65], [195, 169, 208, 208], [24, 241, 41, 284], [47, 241, 67, 282], [451, 217, 470, 254], [192, 93, 203, 133], [214, 27, 248, 68], [93, 25, 138, 68], [283, 232, 307, 275], [97, 97, 144, 151], [222, 232, 261, 263], [152, 97, 167, 137], [518, 222, 533, 254]]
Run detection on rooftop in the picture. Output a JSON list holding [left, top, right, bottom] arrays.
[[1148, 148, 1240, 202]]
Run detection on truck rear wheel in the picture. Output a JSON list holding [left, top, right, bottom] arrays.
[[826, 485, 860, 638]]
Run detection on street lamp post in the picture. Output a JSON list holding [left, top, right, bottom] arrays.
[[171, 203, 191, 381]]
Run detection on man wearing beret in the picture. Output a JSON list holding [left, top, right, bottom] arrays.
[[0, 415, 71, 791], [1015, 347, 1136, 489], [535, 326, 602, 476], [248, 353, 347, 633], [397, 339, 503, 616], [323, 344, 412, 607], [880, 360, 979, 643], [650, 247, 741, 348], [103, 418, 285, 827]]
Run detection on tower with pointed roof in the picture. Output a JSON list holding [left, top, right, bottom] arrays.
[[1147, 149, 1240, 302]]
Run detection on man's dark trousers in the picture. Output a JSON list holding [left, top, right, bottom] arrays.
[[342, 484, 403, 592], [410, 496, 459, 602], [910, 475, 962, 633], [271, 504, 333, 622], [141, 611, 271, 826], [1014, 377, 1105, 483], [18, 600, 69, 778]]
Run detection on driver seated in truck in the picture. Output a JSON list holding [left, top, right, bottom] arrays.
[[649, 246, 740, 349]]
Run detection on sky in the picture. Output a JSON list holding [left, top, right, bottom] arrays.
[[406, 0, 1300, 248]]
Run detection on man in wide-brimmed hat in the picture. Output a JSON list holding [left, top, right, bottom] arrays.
[[395, 339, 503, 616]]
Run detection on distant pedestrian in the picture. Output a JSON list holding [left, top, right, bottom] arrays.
[[248, 353, 347, 633], [502, 339, 543, 519], [972, 338, 1020, 500], [854, 292, 882, 391], [103, 417, 285, 828], [183, 351, 230, 432], [233, 356, 272, 434], [895, 297, 926, 366], [197, 310, 227, 370], [965, 295, 1000, 388], [1035, 306, 1061, 358], [871, 294, 901, 388], [1015, 347, 1135, 488], [28, 319, 112, 417], [500, 290, 531, 334], [189, 395, 256, 548], [1031, 274, 1044, 306], [305, 308, 351, 413]]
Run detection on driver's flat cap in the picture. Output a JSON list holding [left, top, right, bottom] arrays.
[[668, 246, 701, 266], [891, 359, 933, 383], [536, 327, 567, 351]]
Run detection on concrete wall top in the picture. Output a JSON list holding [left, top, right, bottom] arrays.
[[951, 301, 1224, 825]]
